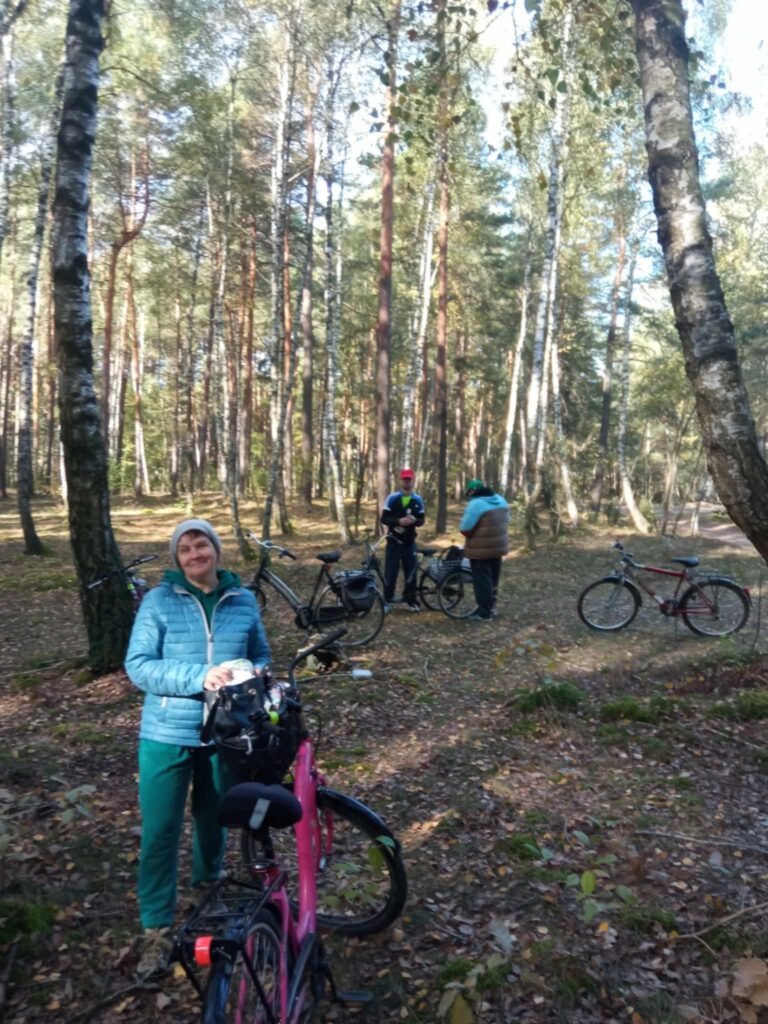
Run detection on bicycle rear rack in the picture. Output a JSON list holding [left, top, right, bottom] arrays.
[[172, 873, 283, 998]]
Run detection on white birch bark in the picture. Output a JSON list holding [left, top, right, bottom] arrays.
[[617, 243, 650, 533], [632, 0, 768, 562], [500, 249, 531, 497]]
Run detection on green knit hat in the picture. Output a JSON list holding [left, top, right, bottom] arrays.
[[465, 479, 484, 496]]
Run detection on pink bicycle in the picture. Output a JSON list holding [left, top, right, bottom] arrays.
[[577, 541, 751, 636], [172, 630, 407, 1022]]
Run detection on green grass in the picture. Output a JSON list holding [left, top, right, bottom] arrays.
[[619, 902, 678, 935], [494, 833, 544, 861], [437, 958, 474, 985]]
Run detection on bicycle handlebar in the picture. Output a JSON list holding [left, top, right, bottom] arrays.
[[86, 554, 157, 590], [246, 532, 297, 560]]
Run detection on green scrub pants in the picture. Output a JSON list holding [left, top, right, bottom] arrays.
[[137, 739, 234, 929]]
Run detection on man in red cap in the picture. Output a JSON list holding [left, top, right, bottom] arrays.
[[380, 468, 426, 611]]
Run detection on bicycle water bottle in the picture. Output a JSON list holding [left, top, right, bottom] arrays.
[[351, 668, 372, 680]]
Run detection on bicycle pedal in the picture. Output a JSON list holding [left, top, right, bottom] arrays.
[[336, 990, 373, 1005]]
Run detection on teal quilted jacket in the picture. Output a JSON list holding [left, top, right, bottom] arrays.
[[125, 579, 271, 746]]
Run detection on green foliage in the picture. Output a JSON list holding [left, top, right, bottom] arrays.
[[494, 833, 544, 861], [437, 958, 474, 985], [0, 898, 56, 945]]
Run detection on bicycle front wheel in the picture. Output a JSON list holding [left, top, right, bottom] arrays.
[[437, 568, 477, 619], [577, 578, 640, 631], [314, 587, 385, 647], [680, 579, 750, 637], [246, 583, 268, 613], [202, 909, 282, 1024], [241, 791, 407, 938], [417, 569, 440, 610]]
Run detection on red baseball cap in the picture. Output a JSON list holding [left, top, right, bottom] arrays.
[[399, 467, 415, 480]]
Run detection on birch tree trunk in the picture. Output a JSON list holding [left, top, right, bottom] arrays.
[[631, 0, 768, 562], [53, 0, 132, 673], [551, 311, 579, 527], [17, 66, 62, 554], [617, 244, 650, 533], [500, 248, 531, 497], [589, 230, 626, 514], [375, 2, 400, 510]]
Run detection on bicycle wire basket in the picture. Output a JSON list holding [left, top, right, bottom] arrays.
[[426, 545, 465, 582]]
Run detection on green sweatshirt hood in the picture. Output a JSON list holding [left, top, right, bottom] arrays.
[[163, 568, 241, 598]]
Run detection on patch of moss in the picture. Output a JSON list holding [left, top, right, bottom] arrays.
[[600, 695, 681, 724], [511, 681, 585, 714], [0, 898, 56, 946], [477, 960, 512, 992], [619, 902, 678, 935], [711, 690, 768, 721], [437, 958, 474, 985], [495, 833, 543, 861]]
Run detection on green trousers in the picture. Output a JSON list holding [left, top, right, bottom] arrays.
[[137, 739, 234, 929]]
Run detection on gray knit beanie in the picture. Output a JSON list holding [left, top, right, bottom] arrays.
[[170, 519, 222, 568]]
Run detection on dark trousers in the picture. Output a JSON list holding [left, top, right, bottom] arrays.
[[470, 558, 501, 618], [384, 538, 417, 603]]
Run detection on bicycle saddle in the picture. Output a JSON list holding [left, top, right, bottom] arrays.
[[218, 782, 303, 831], [315, 550, 342, 563], [416, 545, 440, 556], [670, 556, 699, 567]]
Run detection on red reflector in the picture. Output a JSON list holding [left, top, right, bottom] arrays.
[[194, 935, 213, 967], [744, 587, 752, 596]]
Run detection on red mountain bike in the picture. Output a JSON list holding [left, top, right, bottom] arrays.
[[577, 541, 751, 636]]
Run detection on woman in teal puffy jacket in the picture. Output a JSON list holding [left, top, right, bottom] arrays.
[[125, 518, 271, 978]]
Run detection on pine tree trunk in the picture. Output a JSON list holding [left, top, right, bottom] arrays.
[[402, 183, 434, 468], [375, 2, 400, 510], [321, 60, 349, 542], [632, 0, 768, 562], [17, 67, 62, 553], [299, 104, 318, 510], [53, 0, 132, 673], [434, 0, 449, 534]]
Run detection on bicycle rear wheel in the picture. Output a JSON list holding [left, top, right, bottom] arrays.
[[314, 587, 385, 647], [242, 790, 407, 938], [680, 579, 750, 636], [437, 568, 477, 619], [202, 909, 282, 1024], [577, 578, 640, 631]]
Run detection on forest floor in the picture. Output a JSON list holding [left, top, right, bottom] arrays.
[[2, 494, 768, 1024]]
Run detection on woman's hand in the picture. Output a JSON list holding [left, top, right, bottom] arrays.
[[203, 666, 234, 691]]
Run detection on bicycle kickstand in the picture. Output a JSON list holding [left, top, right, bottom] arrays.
[[322, 960, 373, 1007]]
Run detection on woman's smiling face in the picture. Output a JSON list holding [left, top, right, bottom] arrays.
[[176, 531, 219, 589]]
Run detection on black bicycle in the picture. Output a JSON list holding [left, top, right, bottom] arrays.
[[245, 533, 386, 647], [86, 554, 157, 613], [361, 533, 460, 610]]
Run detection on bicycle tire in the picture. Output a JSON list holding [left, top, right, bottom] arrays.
[[577, 577, 640, 631], [437, 568, 477, 619], [242, 790, 407, 938], [314, 586, 385, 647], [202, 909, 283, 1024], [680, 578, 750, 637], [417, 569, 440, 610]]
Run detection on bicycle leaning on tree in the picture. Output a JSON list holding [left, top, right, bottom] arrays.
[[172, 629, 407, 1023], [86, 554, 157, 614], [577, 540, 751, 636], [244, 533, 385, 647]]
